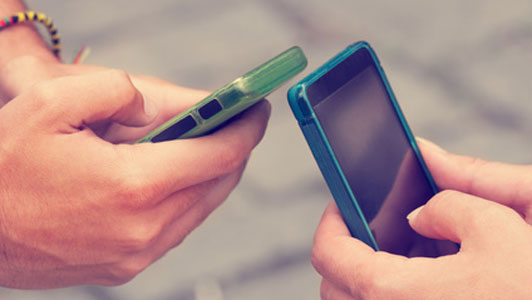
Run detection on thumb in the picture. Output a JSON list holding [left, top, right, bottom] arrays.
[[34, 70, 157, 129], [407, 190, 523, 247]]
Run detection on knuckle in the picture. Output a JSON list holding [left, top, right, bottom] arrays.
[[215, 141, 247, 173], [120, 221, 161, 253], [121, 257, 151, 277], [428, 190, 460, 213], [351, 252, 397, 300], [26, 81, 64, 120], [106, 69, 137, 98], [430, 190, 473, 225], [361, 269, 399, 300], [310, 242, 328, 276], [111, 159, 161, 210], [104, 258, 151, 286], [467, 156, 489, 169], [432, 189, 458, 203], [353, 265, 379, 299], [29, 80, 57, 104], [101, 273, 134, 286], [319, 279, 330, 300], [465, 157, 489, 191], [107, 68, 130, 82], [363, 273, 387, 299], [113, 175, 148, 209]]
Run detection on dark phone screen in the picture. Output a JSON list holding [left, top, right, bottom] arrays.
[[308, 48, 457, 257], [151, 115, 197, 142]]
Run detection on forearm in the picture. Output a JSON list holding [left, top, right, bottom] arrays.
[[0, 0, 57, 69]]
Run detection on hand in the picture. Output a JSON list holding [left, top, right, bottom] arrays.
[[0, 55, 207, 143], [418, 138, 532, 223], [311, 140, 532, 299], [0, 70, 270, 289], [366, 149, 458, 257], [313, 198, 532, 300]]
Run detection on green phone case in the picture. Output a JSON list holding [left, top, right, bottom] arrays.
[[136, 46, 307, 143]]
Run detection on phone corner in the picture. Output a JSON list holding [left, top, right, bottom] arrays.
[[287, 83, 312, 121], [288, 45, 308, 69]]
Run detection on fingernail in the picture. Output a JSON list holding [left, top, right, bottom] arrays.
[[142, 94, 158, 120], [416, 137, 446, 154], [406, 205, 424, 221]]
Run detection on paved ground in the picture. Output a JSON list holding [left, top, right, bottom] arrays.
[[2, 0, 532, 299]]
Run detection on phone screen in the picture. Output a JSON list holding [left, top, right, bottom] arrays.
[[307, 48, 457, 257]]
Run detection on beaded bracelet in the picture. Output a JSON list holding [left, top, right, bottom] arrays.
[[0, 11, 61, 59]]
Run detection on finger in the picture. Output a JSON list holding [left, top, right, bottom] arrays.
[[103, 78, 211, 143], [314, 202, 352, 241], [313, 203, 456, 299], [144, 176, 223, 232], [27, 70, 156, 130], [320, 278, 358, 300], [417, 138, 532, 211], [130, 74, 211, 118], [407, 190, 525, 246], [312, 202, 400, 298], [133, 165, 244, 268], [119, 100, 271, 200]]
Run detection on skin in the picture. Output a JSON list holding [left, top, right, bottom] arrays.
[[312, 138, 532, 299], [0, 55, 229, 143], [0, 70, 270, 289], [0, 0, 271, 289], [0, 1, 58, 69]]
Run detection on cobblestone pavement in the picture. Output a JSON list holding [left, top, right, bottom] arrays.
[[2, 0, 531, 299]]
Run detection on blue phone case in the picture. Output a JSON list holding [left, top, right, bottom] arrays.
[[287, 41, 438, 250]]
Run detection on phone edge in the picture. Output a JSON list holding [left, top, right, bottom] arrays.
[[287, 63, 379, 250]]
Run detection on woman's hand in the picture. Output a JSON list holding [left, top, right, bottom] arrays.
[[311, 139, 532, 299]]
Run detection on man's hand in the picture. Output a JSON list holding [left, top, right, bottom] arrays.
[[0, 70, 270, 289], [311, 140, 532, 300], [0, 55, 210, 144]]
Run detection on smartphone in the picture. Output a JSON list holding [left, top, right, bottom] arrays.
[[288, 42, 457, 257], [136, 46, 307, 143]]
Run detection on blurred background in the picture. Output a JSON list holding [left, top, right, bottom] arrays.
[[2, 0, 531, 299]]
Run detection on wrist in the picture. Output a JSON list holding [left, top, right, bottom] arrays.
[[0, 3, 59, 70], [0, 55, 61, 105], [0, 23, 58, 68]]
